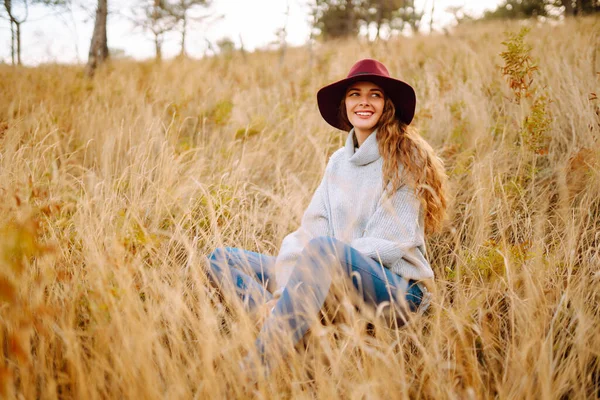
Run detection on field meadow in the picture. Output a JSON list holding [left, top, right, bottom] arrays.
[[1, 16, 599, 399]]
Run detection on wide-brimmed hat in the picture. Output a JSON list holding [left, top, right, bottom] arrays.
[[317, 59, 416, 130]]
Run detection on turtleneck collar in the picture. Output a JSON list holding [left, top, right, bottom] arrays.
[[344, 128, 381, 166]]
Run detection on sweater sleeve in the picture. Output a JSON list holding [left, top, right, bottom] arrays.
[[274, 173, 330, 291], [349, 186, 433, 280]]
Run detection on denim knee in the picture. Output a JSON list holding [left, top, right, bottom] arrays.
[[302, 236, 344, 275], [306, 236, 338, 253], [208, 247, 235, 274], [210, 247, 239, 261]]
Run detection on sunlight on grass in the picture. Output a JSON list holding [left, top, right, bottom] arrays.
[[0, 17, 599, 399]]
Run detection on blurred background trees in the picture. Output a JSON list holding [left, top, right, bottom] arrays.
[[309, 0, 599, 41], [168, 0, 211, 58], [310, 0, 423, 40], [129, 0, 211, 60], [484, 0, 548, 19], [484, 0, 599, 19], [2, 0, 598, 69], [3, 0, 29, 65], [552, 0, 600, 16], [132, 0, 178, 62], [311, 0, 360, 40], [2, 0, 69, 65], [83, 0, 211, 76]]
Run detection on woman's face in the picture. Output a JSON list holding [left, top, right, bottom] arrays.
[[344, 81, 385, 137]]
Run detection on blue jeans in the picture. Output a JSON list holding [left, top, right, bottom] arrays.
[[207, 236, 425, 365]]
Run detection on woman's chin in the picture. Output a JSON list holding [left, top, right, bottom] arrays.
[[353, 124, 377, 135]]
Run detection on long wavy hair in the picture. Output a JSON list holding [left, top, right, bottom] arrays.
[[339, 96, 448, 235]]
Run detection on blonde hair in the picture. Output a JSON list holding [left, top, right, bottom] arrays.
[[339, 96, 448, 234]]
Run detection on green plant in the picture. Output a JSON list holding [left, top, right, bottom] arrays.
[[202, 99, 234, 126], [500, 27, 537, 105], [500, 27, 552, 155], [521, 94, 551, 154]]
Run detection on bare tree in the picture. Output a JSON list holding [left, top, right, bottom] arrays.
[[277, 1, 290, 65], [0, 4, 15, 64], [132, 0, 177, 61], [166, 0, 210, 57], [238, 33, 246, 60], [85, 0, 108, 77], [3, 0, 29, 65], [2, 0, 72, 66], [429, 0, 435, 33]]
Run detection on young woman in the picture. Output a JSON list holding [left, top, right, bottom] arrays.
[[207, 59, 448, 372]]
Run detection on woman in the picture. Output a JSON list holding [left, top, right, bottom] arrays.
[[207, 59, 448, 372]]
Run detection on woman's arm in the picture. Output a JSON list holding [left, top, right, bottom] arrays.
[[350, 186, 433, 280]]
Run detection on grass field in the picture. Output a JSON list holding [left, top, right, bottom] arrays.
[[1, 17, 599, 399]]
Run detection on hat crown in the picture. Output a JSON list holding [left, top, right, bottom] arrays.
[[317, 58, 416, 129], [347, 59, 390, 79]]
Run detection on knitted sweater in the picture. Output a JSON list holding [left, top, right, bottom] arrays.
[[274, 129, 432, 291]]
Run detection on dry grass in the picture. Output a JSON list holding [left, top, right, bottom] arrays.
[[1, 17, 600, 399]]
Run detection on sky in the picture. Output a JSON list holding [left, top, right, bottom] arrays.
[[0, 0, 502, 65]]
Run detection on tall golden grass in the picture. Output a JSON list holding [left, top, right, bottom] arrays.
[[1, 17, 599, 398]]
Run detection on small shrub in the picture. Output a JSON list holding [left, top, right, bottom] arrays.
[[521, 94, 551, 154], [500, 27, 537, 105], [202, 99, 234, 126], [500, 27, 552, 155]]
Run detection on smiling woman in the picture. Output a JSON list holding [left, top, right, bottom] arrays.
[[344, 82, 385, 145], [205, 58, 449, 377]]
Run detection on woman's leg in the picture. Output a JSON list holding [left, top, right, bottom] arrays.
[[255, 236, 423, 365], [207, 247, 277, 313]]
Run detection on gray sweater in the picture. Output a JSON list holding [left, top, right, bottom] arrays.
[[275, 130, 432, 291]]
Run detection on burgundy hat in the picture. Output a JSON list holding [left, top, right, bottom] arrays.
[[317, 59, 416, 130]]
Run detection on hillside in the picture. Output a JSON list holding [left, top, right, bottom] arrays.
[[0, 17, 599, 399]]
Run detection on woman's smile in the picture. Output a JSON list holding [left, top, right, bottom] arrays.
[[345, 81, 385, 141], [355, 110, 374, 118]]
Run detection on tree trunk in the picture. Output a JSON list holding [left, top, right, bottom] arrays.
[[5, 0, 26, 65], [4, 0, 13, 64], [179, 15, 187, 57], [16, 21, 21, 65], [239, 34, 247, 61], [155, 34, 162, 61], [429, 0, 435, 33], [410, 0, 419, 34], [10, 21, 15, 65], [345, 0, 355, 36], [562, 0, 574, 16], [575, 0, 583, 15], [85, 0, 108, 77], [375, 7, 382, 40]]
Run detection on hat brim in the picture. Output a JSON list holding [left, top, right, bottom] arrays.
[[317, 74, 416, 130]]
